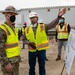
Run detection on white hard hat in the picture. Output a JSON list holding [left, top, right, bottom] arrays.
[[29, 12, 38, 18], [39, 19, 44, 23]]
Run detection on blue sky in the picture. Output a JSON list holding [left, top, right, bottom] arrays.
[[0, 0, 75, 10]]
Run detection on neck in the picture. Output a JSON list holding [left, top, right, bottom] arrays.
[[5, 21, 14, 29]]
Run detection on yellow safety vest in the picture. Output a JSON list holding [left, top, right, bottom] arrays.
[[0, 23, 20, 58], [25, 23, 50, 52], [22, 27, 25, 34], [56, 23, 69, 39], [14, 27, 19, 35]]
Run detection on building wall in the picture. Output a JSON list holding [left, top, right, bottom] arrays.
[[18, 7, 75, 28], [18, 8, 58, 25], [0, 13, 5, 23], [0, 7, 75, 29]]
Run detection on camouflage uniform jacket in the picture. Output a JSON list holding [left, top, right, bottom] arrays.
[[0, 23, 20, 66]]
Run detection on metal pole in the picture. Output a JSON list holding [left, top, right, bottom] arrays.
[[60, 62, 65, 75]]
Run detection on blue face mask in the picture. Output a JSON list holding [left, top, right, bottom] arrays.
[[59, 19, 64, 23]]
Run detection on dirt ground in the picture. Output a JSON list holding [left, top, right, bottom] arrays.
[[0, 40, 75, 75]]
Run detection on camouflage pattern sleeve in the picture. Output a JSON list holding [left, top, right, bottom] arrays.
[[0, 28, 9, 65]]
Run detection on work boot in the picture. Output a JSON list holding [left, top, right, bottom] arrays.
[[56, 55, 61, 61]]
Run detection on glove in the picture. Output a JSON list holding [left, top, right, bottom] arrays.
[[29, 42, 36, 49]]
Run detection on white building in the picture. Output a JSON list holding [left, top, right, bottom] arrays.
[[18, 5, 75, 29], [0, 5, 75, 30]]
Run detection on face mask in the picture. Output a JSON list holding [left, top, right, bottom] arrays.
[[10, 15, 16, 22], [59, 19, 64, 23]]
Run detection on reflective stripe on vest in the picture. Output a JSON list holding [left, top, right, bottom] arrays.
[[5, 43, 18, 49], [37, 43, 49, 48], [57, 33, 68, 39], [26, 23, 50, 52], [56, 23, 69, 39], [0, 23, 20, 58]]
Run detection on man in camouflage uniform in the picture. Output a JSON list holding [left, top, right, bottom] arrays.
[[0, 6, 20, 75]]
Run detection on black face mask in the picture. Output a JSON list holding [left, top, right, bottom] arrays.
[[10, 15, 16, 22]]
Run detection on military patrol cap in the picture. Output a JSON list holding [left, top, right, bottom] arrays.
[[2, 6, 18, 15]]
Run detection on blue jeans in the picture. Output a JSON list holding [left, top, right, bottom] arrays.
[[57, 40, 67, 56], [28, 50, 46, 75]]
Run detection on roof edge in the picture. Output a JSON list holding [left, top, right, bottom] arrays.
[[18, 5, 75, 11]]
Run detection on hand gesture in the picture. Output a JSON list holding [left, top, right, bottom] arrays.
[[58, 8, 67, 17], [29, 42, 36, 49]]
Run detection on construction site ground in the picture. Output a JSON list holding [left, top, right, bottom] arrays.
[[0, 40, 75, 75]]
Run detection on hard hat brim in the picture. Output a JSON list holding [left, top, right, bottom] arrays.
[[29, 16, 38, 19]]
